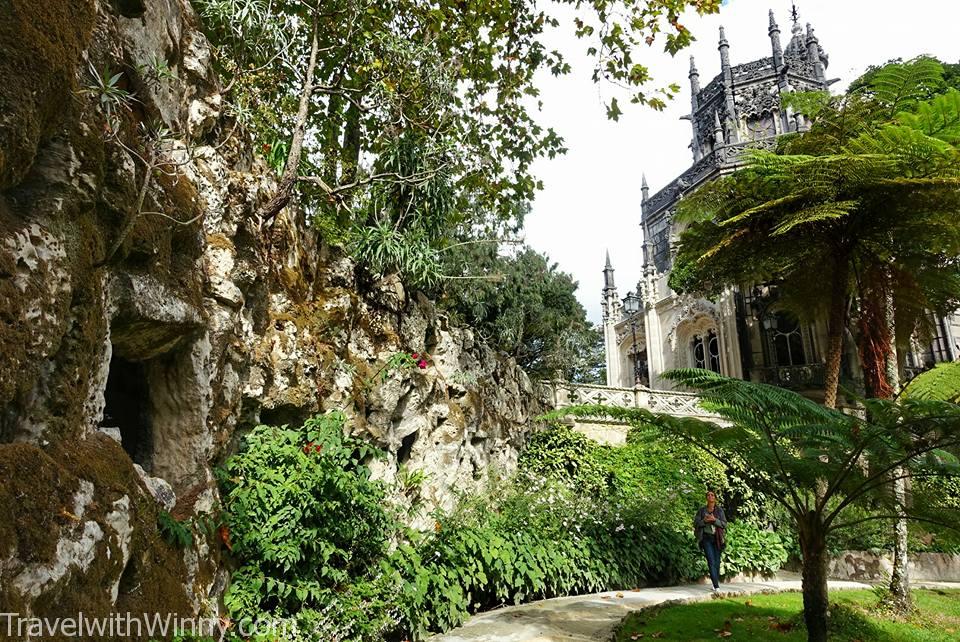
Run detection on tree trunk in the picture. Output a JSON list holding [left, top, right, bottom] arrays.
[[823, 257, 850, 409], [883, 281, 912, 611], [888, 471, 912, 610], [256, 14, 321, 226], [799, 521, 830, 642]]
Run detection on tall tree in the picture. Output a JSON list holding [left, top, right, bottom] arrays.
[[669, 57, 960, 611], [194, 0, 719, 230], [440, 244, 604, 381]]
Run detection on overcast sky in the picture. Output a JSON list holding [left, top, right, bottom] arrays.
[[522, 0, 960, 324]]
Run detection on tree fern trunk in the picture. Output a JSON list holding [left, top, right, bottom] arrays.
[[883, 277, 912, 612], [799, 518, 830, 642], [823, 258, 849, 409]]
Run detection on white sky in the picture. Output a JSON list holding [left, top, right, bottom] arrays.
[[523, 0, 960, 324]]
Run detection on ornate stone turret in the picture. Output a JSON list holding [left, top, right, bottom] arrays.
[[641, 173, 650, 204], [603, 250, 616, 291], [689, 57, 702, 160], [713, 109, 724, 146], [769, 9, 783, 72], [806, 23, 826, 82], [601, 251, 623, 386], [718, 26, 739, 143]]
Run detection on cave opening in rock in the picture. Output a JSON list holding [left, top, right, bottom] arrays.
[[102, 354, 154, 468], [397, 431, 418, 464]]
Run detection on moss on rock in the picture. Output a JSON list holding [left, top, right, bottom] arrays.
[[0, 0, 97, 189]]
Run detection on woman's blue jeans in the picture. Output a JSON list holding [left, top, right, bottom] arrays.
[[702, 537, 721, 588]]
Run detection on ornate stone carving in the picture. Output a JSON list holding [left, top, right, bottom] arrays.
[[735, 83, 781, 120], [666, 298, 719, 352]]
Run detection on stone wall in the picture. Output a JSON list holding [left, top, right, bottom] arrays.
[[0, 0, 544, 626], [827, 551, 960, 583]]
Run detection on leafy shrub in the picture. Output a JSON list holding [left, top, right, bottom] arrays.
[[385, 475, 702, 637], [218, 411, 397, 638], [518, 425, 610, 494], [720, 521, 789, 578], [218, 416, 794, 640]]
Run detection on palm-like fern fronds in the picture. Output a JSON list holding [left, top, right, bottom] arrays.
[[866, 56, 945, 117], [898, 88, 960, 144], [902, 362, 960, 402], [549, 370, 960, 533]]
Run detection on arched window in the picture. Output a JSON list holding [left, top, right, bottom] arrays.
[[692, 330, 721, 373], [771, 311, 806, 366]]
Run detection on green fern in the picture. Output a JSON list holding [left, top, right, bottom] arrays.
[[902, 362, 960, 402], [158, 510, 193, 549], [867, 56, 945, 117]]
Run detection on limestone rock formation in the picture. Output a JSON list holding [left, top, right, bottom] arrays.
[[0, 0, 545, 624]]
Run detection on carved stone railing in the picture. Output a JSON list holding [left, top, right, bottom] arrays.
[[544, 381, 720, 422]]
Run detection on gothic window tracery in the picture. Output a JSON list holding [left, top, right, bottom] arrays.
[[770, 311, 806, 366], [691, 330, 721, 373]]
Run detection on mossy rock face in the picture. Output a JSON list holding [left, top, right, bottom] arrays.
[[0, 435, 196, 635], [0, 0, 97, 189]]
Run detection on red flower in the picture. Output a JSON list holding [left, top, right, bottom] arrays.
[[303, 441, 314, 454], [417, 359, 427, 369], [314, 444, 322, 453], [411, 353, 420, 360]]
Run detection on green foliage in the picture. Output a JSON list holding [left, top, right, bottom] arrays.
[[440, 244, 604, 381], [220, 406, 801, 639], [518, 425, 610, 494], [192, 0, 719, 325], [670, 57, 960, 404], [218, 411, 395, 635], [157, 510, 193, 549], [721, 521, 788, 579], [78, 62, 135, 136], [351, 221, 443, 289], [902, 361, 960, 402], [387, 474, 703, 637], [558, 369, 960, 640]]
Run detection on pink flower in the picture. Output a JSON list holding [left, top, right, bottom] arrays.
[[418, 359, 427, 369]]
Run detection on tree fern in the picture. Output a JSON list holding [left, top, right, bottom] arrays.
[[902, 361, 960, 402], [898, 88, 960, 144], [866, 56, 945, 117]]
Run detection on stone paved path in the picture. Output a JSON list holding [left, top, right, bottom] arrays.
[[428, 579, 875, 642]]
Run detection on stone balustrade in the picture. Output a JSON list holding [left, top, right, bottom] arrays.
[[543, 381, 720, 424]]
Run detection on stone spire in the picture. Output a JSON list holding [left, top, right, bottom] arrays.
[[713, 109, 724, 145], [806, 23, 826, 82], [769, 9, 783, 72], [689, 57, 702, 161], [689, 55, 701, 96], [718, 26, 739, 143], [641, 174, 650, 203], [603, 250, 616, 290]]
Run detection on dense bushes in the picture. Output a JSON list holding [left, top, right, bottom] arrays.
[[388, 475, 702, 637], [218, 412, 400, 638], [218, 418, 796, 640], [721, 521, 789, 578]]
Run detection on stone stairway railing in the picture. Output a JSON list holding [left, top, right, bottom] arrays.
[[543, 381, 720, 422]]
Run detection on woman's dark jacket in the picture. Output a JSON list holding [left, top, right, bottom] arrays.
[[693, 505, 727, 546]]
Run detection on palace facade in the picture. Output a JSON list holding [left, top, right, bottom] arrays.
[[602, 8, 960, 395]]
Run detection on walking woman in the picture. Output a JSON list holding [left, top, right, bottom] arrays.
[[694, 490, 727, 592]]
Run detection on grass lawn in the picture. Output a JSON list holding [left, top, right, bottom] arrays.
[[613, 589, 960, 641]]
